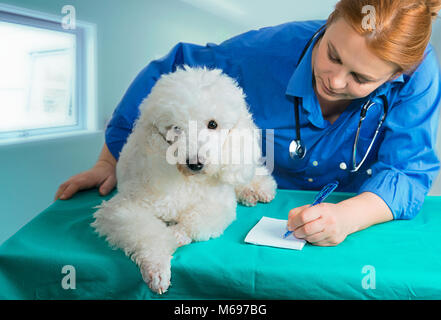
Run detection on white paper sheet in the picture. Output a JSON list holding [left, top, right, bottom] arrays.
[[244, 216, 306, 251]]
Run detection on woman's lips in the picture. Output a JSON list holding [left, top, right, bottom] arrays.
[[321, 81, 338, 96]]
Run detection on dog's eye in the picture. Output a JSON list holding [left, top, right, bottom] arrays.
[[172, 126, 182, 134], [166, 125, 181, 135], [207, 120, 218, 130]]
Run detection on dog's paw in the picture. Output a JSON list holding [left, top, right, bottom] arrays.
[[235, 175, 277, 206], [236, 187, 259, 206], [140, 256, 172, 295]]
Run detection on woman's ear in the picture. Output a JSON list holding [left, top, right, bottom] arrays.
[[219, 111, 262, 186]]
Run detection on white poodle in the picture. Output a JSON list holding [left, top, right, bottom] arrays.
[[91, 66, 277, 294]]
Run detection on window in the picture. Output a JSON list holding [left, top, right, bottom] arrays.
[[0, 4, 97, 143]]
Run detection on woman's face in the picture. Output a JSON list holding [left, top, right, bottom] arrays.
[[312, 17, 399, 102]]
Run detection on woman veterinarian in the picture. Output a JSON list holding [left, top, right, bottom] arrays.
[[55, 0, 441, 247]]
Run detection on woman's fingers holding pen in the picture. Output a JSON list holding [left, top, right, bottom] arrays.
[[293, 218, 326, 240], [288, 202, 351, 246], [287, 204, 322, 232]]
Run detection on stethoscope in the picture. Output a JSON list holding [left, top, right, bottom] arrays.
[[289, 24, 389, 173]]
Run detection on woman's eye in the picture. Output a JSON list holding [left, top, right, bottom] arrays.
[[327, 47, 369, 85], [327, 52, 340, 64], [352, 73, 368, 85], [207, 120, 218, 129]]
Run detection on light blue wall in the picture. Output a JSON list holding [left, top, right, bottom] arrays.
[[0, 0, 440, 245]]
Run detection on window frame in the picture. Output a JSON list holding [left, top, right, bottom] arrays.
[[0, 3, 97, 144]]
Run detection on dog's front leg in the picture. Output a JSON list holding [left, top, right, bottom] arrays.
[[175, 197, 237, 242], [92, 195, 179, 294]]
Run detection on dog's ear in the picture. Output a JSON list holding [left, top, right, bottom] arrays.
[[219, 111, 262, 186], [133, 96, 171, 156], [131, 116, 166, 156]]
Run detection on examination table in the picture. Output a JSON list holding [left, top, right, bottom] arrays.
[[1, 188, 440, 299]]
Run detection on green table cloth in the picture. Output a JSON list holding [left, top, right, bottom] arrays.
[[1, 188, 441, 299]]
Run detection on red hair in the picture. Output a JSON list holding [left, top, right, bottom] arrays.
[[327, 0, 441, 75]]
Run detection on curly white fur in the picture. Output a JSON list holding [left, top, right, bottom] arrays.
[[91, 66, 277, 294]]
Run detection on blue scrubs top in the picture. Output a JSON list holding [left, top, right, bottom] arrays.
[[105, 19, 441, 220]]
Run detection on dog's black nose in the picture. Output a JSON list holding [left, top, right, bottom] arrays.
[[186, 158, 204, 171]]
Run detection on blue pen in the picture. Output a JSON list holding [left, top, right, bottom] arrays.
[[283, 181, 339, 239]]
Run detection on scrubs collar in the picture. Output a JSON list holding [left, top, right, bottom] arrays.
[[285, 31, 320, 104], [285, 29, 326, 128], [368, 74, 404, 100]]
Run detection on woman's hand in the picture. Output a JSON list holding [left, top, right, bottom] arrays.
[[287, 192, 394, 246], [54, 160, 117, 201], [287, 202, 354, 246]]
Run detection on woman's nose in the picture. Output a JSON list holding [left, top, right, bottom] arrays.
[[329, 69, 347, 91]]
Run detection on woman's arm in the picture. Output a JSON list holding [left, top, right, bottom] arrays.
[[338, 192, 393, 233], [96, 142, 117, 168], [287, 192, 393, 246]]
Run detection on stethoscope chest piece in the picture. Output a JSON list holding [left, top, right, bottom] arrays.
[[289, 139, 307, 160]]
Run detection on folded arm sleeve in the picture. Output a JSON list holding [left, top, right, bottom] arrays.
[[105, 42, 218, 161], [358, 49, 441, 220]]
